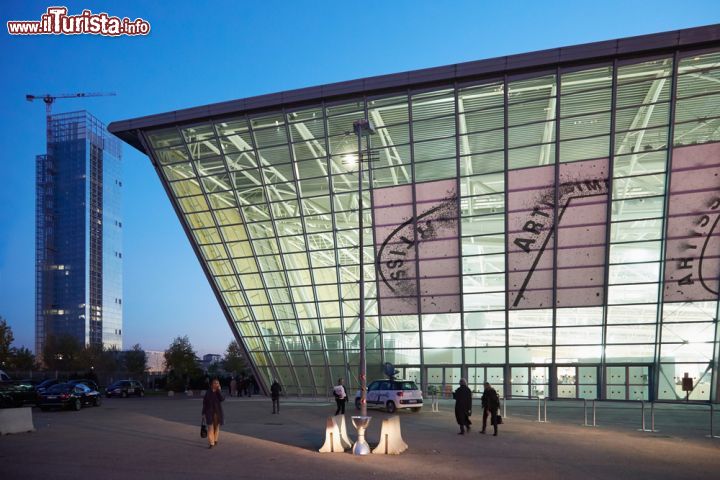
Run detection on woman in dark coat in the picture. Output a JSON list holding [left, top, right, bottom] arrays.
[[453, 378, 473, 434], [202, 378, 225, 448]]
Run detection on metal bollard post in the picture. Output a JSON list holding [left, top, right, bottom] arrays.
[[583, 399, 588, 426], [640, 401, 646, 431], [537, 397, 548, 423], [650, 402, 658, 432], [592, 400, 597, 427], [638, 400, 658, 433], [502, 397, 507, 419]]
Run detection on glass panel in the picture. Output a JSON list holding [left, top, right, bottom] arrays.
[[147, 127, 182, 148], [556, 307, 603, 326], [609, 241, 661, 263], [607, 283, 659, 304], [411, 89, 454, 120], [606, 324, 656, 343], [561, 66, 612, 94]]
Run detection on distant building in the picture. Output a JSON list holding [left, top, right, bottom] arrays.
[[36, 111, 123, 359], [145, 350, 166, 374], [202, 354, 222, 370]]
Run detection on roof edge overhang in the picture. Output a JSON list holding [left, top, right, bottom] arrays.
[[109, 23, 720, 154]]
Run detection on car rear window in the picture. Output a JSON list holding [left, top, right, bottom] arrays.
[[395, 381, 419, 390], [47, 384, 70, 394]]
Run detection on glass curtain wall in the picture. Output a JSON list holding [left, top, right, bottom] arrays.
[[142, 47, 720, 401]]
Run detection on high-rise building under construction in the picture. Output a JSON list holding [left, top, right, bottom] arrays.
[[36, 111, 123, 357]]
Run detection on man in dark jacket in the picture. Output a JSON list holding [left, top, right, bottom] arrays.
[[480, 382, 500, 436], [271, 380, 282, 414], [453, 378, 473, 434]]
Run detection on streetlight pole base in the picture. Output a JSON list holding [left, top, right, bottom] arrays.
[[352, 415, 372, 455]]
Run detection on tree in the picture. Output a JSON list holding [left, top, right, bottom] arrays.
[[42, 334, 82, 371], [0, 316, 14, 368], [77, 343, 104, 372], [124, 344, 147, 378], [9, 347, 37, 371], [96, 346, 120, 375], [222, 340, 248, 376], [164, 336, 199, 380], [207, 361, 222, 378]]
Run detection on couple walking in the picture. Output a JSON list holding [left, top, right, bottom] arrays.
[[454, 380, 500, 436]]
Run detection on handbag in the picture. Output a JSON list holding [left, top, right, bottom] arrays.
[[495, 414, 503, 425], [200, 419, 208, 438]]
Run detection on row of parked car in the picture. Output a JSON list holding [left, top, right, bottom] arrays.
[[0, 370, 145, 411]]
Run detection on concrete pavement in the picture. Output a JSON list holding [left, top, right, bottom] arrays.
[[1, 395, 719, 479]]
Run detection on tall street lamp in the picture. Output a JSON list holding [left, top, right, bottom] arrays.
[[351, 118, 375, 455]]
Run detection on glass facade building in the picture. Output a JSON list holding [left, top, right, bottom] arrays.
[[110, 26, 720, 402], [36, 111, 123, 357]]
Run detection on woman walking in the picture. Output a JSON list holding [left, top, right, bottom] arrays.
[[202, 378, 225, 448], [333, 378, 348, 415], [453, 378, 472, 434]]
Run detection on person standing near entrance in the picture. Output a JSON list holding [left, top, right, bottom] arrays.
[[480, 382, 500, 436], [333, 378, 347, 415], [271, 379, 282, 414], [453, 378, 472, 434], [202, 378, 225, 448]]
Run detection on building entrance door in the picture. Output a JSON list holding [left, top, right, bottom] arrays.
[[395, 366, 421, 385], [606, 365, 651, 400], [509, 366, 548, 398], [468, 366, 504, 398], [426, 366, 461, 398], [557, 365, 598, 399]]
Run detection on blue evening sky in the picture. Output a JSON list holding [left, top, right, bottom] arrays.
[[1, 1, 718, 356]]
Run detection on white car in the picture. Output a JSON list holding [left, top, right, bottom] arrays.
[[355, 379, 423, 413]]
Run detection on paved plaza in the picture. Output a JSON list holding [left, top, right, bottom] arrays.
[[1, 395, 719, 479]]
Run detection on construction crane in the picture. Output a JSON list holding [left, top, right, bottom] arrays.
[[26, 92, 117, 168], [26, 92, 116, 118]]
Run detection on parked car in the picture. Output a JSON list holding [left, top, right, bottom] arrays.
[[355, 379, 423, 413], [68, 379, 100, 392], [35, 379, 60, 394], [0, 376, 40, 408], [19, 379, 42, 387], [105, 380, 144, 398], [37, 383, 102, 411], [0, 370, 10, 382]]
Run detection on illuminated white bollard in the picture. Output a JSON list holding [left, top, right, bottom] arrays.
[[167, 390, 174, 397], [319, 416, 345, 453], [372, 416, 408, 455], [352, 416, 372, 455]]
